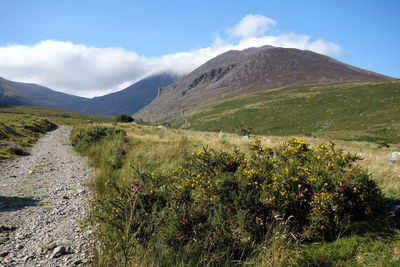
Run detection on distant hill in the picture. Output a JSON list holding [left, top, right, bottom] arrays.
[[78, 73, 179, 116], [0, 77, 89, 111], [0, 73, 179, 116], [135, 45, 393, 123]]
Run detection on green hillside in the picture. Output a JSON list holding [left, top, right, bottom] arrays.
[[172, 80, 400, 143], [0, 104, 113, 125]]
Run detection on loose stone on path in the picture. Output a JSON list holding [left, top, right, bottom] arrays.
[[0, 126, 93, 266]]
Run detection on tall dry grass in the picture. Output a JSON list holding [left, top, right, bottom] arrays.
[[72, 123, 400, 266]]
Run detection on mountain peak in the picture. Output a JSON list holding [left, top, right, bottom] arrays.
[[135, 46, 393, 123]]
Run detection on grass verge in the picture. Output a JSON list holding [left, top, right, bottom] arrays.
[[0, 113, 57, 159], [72, 123, 400, 266]]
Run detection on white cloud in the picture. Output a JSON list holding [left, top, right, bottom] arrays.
[[232, 33, 343, 56], [0, 15, 343, 98], [228, 14, 277, 38]]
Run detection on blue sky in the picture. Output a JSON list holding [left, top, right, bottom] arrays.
[[0, 0, 398, 97]]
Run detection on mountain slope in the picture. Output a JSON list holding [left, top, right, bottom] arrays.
[[0, 73, 178, 116], [0, 77, 89, 111], [172, 80, 400, 142], [78, 73, 179, 116], [135, 45, 393, 123]]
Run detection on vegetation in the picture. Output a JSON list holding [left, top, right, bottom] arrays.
[[71, 123, 400, 266], [0, 104, 113, 125], [71, 126, 126, 152], [0, 105, 112, 159], [0, 113, 56, 159], [115, 114, 134, 123], [171, 80, 400, 143]]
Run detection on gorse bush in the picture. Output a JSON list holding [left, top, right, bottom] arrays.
[[93, 138, 384, 265], [71, 126, 126, 152], [115, 114, 134, 123]]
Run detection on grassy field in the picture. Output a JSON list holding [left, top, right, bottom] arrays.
[[71, 122, 400, 266], [0, 104, 113, 125], [170, 80, 400, 144]]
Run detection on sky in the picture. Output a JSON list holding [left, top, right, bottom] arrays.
[[0, 0, 398, 98]]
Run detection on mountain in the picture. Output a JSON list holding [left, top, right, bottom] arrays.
[[0, 73, 178, 116], [0, 77, 88, 111], [78, 73, 179, 116], [135, 45, 393, 123], [172, 80, 400, 142]]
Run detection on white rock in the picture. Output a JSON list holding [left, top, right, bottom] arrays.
[[157, 125, 167, 130], [262, 137, 271, 142], [242, 135, 250, 140], [51, 246, 66, 258], [387, 151, 400, 163], [77, 189, 86, 195]]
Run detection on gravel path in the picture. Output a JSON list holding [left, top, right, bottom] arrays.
[[0, 126, 94, 266]]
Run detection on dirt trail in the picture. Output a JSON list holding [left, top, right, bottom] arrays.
[[0, 126, 93, 266]]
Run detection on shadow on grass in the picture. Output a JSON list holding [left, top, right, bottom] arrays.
[[0, 195, 40, 212]]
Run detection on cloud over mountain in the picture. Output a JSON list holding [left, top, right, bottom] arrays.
[[228, 14, 277, 38], [0, 15, 343, 97]]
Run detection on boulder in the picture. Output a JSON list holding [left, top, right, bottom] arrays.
[[387, 151, 400, 163], [386, 199, 400, 215]]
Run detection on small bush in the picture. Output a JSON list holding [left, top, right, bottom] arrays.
[[71, 126, 126, 152], [236, 122, 252, 136], [115, 114, 134, 123], [93, 138, 384, 265], [376, 140, 390, 148]]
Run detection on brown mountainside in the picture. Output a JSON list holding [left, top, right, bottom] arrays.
[[135, 45, 392, 123]]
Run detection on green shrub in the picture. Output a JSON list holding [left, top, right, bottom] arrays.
[[93, 138, 384, 265], [115, 114, 134, 123], [71, 126, 126, 152], [235, 122, 252, 136]]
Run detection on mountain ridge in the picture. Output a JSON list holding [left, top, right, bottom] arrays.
[[135, 45, 393, 123], [0, 73, 179, 116], [78, 73, 179, 116]]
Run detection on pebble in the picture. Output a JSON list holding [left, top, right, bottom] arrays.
[[51, 246, 66, 258]]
